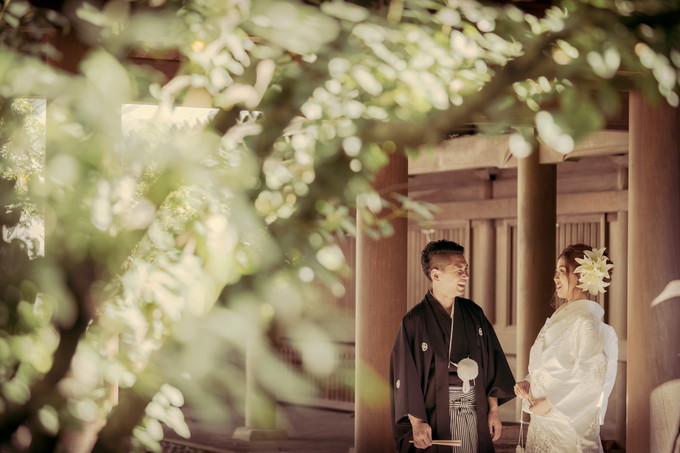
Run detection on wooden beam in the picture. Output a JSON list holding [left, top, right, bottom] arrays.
[[409, 131, 629, 174], [413, 190, 628, 223], [558, 190, 628, 215]]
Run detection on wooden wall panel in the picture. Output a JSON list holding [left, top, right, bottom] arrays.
[[556, 214, 604, 255], [555, 215, 607, 307], [336, 236, 356, 317]]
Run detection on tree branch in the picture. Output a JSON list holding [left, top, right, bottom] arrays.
[[0, 259, 96, 443]]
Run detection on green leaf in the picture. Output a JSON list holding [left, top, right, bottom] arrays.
[[37, 406, 60, 436], [166, 406, 190, 438], [378, 220, 394, 237], [509, 132, 533, 158], [161, 384, 185, 407], [246, 1, 340, 55], [146, 418, 164, 440], [75, 2, 108, 27], [2, 380, 30, 404], [8, 2, 31, 18], [146, 401, 166, 420], [134, 426, 162, 452], [81, 50, 132, 103], [321, 0, 369, 22], [352, 66, 383, 96]]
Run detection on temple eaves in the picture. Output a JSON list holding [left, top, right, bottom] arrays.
[[408, 130, 628, 174]]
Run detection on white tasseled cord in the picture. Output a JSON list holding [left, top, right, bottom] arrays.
[[516, 413, 526, 453]]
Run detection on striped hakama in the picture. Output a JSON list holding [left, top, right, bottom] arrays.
[[449, 385, 477, 453]]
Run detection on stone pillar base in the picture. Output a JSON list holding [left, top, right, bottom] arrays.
[[232, 426, 288, 441]]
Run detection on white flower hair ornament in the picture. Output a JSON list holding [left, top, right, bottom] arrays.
[[574, 247, 614, 295]]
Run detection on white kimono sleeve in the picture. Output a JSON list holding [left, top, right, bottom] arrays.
[[542, 316, 607, 434], [599, 323, 618, 424]]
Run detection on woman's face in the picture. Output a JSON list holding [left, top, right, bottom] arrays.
[[554, 256, 579, 300]]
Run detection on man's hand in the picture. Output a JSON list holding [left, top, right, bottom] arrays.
[[408, 414, 432, 449], [487, 397, 502, 441], [529, 397, 552, 416]]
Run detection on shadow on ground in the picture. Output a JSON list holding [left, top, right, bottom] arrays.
[[159, 405, 624, 453]]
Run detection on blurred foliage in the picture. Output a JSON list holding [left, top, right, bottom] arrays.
[[0, 99, 44, 258], [0, 0, 678, 451]]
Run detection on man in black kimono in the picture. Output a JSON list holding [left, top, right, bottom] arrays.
[[390, 239, 515, 452]]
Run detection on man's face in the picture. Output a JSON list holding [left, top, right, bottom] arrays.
[[431, 253, 469, 297]]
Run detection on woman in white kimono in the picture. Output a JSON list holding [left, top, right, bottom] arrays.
[[514, 244, 618, 453]]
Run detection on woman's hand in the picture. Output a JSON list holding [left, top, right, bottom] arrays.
[[408, 414, 433, 449], [529, 397, 552, 416], [514, 381, 531, 400]]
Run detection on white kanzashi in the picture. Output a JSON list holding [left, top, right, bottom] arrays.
[[574, 247, 614, 295], [453, 357, 479, 393]]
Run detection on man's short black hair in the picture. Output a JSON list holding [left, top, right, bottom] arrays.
[[421, 239, 465, 281]]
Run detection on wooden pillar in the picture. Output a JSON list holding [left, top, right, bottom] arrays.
[[472, 219, 496, 323], [609, 215, 628, 338], [494, 222, 511, 328], [233, 335, 287, 440], [516, 150, 556, 381], [354, 151, 408, 453], [606, 160, 628, 445], [627, 93, 680, 453]]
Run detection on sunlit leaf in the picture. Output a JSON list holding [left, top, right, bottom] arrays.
[[379, 219, 394, 237], [321, 0, 369, 22], [436, 8, 461, 27], [161, 384, 185, 407], [2, 379, 30, 404], [509, 132, 533, 158], [352, 65, 383, 96], [37, 406, 59, 435], [536, 111, 574, 154], [146, 418, 164, 440], [76, 2, 108, 26], [247, 1, 340, 55], [165, 406, 190, 438], [81, 50, 132, 104], [316, 244, 345, 272], [133, 426, 162, 452]]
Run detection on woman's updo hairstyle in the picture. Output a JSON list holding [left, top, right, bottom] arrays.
[[559, 243, 593, 274], [551, 243, 614, 309]]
